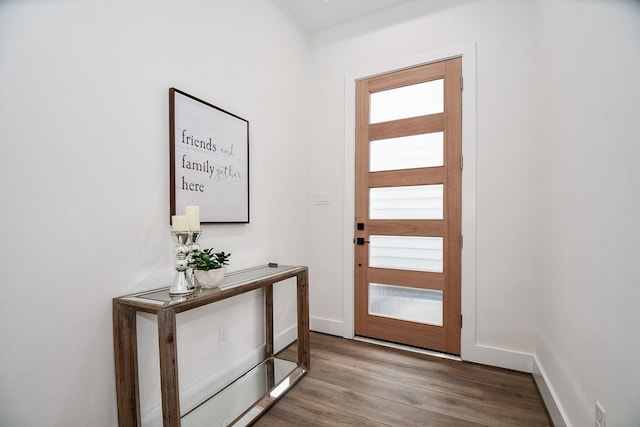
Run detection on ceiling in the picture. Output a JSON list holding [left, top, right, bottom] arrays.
[[277, 0, 418, 34]]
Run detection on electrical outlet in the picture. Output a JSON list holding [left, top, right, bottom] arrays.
[[218, 326, 228, 346], [595, 401, 606, 427]]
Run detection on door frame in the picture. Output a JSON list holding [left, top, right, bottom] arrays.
[[342, 43, 477, 359]]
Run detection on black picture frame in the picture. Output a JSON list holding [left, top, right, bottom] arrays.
[[169, 88, 249, 223]]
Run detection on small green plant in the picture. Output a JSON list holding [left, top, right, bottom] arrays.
[[189, 248, 231, 271]]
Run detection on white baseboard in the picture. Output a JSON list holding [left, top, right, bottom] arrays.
[[461, 342, 534, 373], [532, 355, 569, 427], [274, 324, 298, 354], [310, 316, 346, 337], [312, 316, 535, 373]]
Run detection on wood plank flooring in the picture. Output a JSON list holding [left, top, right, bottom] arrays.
[[255, 332, 551, 426]]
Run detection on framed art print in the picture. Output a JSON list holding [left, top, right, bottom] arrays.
[[169, 88, 249, 223]]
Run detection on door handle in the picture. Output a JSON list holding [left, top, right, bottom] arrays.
[[355, 237, 370, 245]]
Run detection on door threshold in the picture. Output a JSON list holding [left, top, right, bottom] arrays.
[[354, 336, 462, 362]]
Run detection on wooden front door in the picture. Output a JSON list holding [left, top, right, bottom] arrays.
[[354, 58, 462, 355]]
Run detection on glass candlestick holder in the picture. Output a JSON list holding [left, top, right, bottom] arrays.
[[169, 231, 194, 296], [188, 230, 201, 253], [187, 230, 201, 287]]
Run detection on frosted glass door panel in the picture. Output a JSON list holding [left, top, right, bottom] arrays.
[[369, 283, 443, 326], [370, 79, 444, 124], [369, 235, 443, 272], [370, 132, 444, 172], [370, 185, 443, 220]]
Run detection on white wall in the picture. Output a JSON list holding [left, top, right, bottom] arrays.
[[307, 0, 539, 367], [535, 0, 640, 425], [0, 0, 309, 425], [3, 0, 640, 425], [306, 1, 640, 424]]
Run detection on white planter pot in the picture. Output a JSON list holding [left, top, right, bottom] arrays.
[[194, 267, 226, 289]]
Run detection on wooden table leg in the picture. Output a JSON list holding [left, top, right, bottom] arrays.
[[158, 309, 180, 427], [113, 300, 141, 426], [297, 269, 310, 370], [265, 285, 274, 359]]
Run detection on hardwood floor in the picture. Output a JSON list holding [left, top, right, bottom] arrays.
[[255, 332, 551, 426]]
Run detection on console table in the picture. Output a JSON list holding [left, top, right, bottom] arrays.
[[113, 264, 309, 427]]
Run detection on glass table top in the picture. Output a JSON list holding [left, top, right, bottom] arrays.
[[120, 264, 300, 306]]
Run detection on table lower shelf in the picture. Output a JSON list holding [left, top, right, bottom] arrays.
[[181, 357, 306, 427]]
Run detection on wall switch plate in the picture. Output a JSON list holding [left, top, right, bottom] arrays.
[[595, 401, 606, 427], [314, 192, 330, 205]]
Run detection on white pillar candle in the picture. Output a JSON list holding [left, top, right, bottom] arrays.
[[171, 215, 188, 231], [185, 205, 201, 231]]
